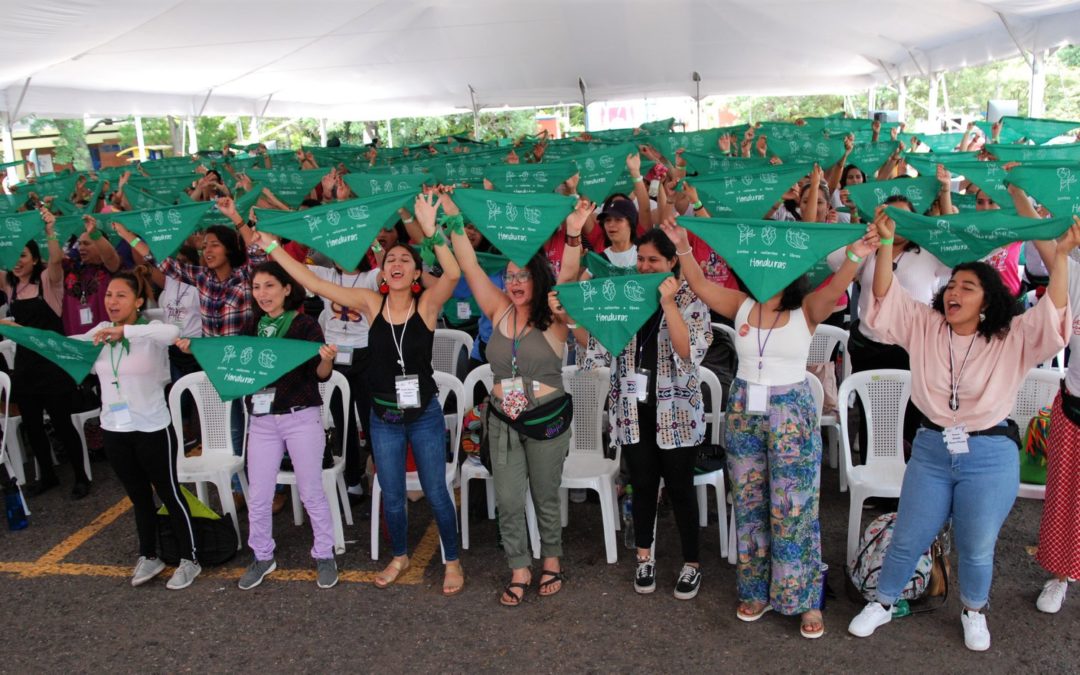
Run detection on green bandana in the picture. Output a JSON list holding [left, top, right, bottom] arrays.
[[1003, 164, 1080, 217], [123, 186, 173, 211], [950, 191, 979, 213], [574, 143, 638, 204], [885, 207, 1073, 267], [681, 153, 773, 176], [987, 143, 1080, 163], [0, 211, 45, 269], [584, 251, 637, 278], [689, 163, 813, 219], [755, 122, 824, 144], [0, 324, 103, 384], [678, 215, 864, 302], [126, 174, 197, 202], [188, 335, 322, 402], [975, 121, 1024, 144], [485, 160, 580, 194], [28, 174, 79, 203], [255, 190, 415, 271], [138, 160, 199, 178], [108, 202, 214, 261], [844, 176, 942, 220], [441, 251, 509, 326], [554, 272, 671, 356], [1000, 116, 1080, 144], [0, 159, 25, 170], [34, 213, 86, 252], [245, 168, 328, 208], [920, 160, 1018, 214], [342, 172, 430, 198], [907, 133, 965, 153], [644, 129, 723, 159], [846, 141, 899, 179], [451, 188, 577, 267], [768, 135, 847, 169], [198, 184, 265, 228], [639, 118, 676, 135], [257, 310, 297, 338]]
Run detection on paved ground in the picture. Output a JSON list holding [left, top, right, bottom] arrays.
[[1, 454, 1078, 674]]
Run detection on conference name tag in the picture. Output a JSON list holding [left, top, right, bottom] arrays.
[[251, 388, 276, 416], [943, 424, 970, 455], [395, 374, 421, 408], [746, 383, 769, 414], [80, 307, 94, 325], [457, 302, 472, 321], [622, 368, 651, 404], [334, 346, 354, 366], [108, 400, 133, 426]]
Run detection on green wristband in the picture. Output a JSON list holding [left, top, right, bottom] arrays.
[[264, 241, 279, 255], [692, 201, 703, 210], [846, 250, 864, 264], [879, 237, 895, 245], [129, 236, 142, 248]]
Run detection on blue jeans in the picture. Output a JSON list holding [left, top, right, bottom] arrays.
[[876, 422, 1019, 610], [368, 398, 459, 560]]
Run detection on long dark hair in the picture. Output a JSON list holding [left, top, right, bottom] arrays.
[[204, 225, 247, 268], [635, 228, 681, 277], [251, 261, 306, 318], [931, 261, 1018, 340], [840, 165, 867, 189], [5, 240, 44, 289], [736, 274, 810, 310], [110, 270, 153, 311], [509, 253, 555, 331]]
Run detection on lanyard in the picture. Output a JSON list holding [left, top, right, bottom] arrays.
[[334, 270, 363, 325], [755, 303, 783, 372], [947, 326, 978, 416], [108, 342, 124, 394], [510, 309, 529, 378], [635, 311, 664, 367], [385, 299, 414, 375]]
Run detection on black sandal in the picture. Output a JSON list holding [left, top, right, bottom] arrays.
[[538, 569, 565, 597], [500, 581, 529, 607]]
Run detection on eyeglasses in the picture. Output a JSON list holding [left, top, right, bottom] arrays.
[[503, 270, 532, 284]]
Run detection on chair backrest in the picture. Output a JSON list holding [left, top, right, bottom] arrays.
[[432, 328, 474, 379], [0, 371, 10, 468], [169, 372, 244, 460], [0, 340, 15, 370], [1011, 368, 1062, 436], [697, 367, 725, 445], [837, 369, 911, 474], [1038, 349, 1066, 374], [433, 370, 465, 467], [805, 370, 824, 426], [711, 322, 737, 345], [462, 363, 493, 412], [318, 370, 351, 432], [808, 324, 850, 380], [562, 365, 611, 457]]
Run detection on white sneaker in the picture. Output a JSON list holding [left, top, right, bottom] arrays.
[[1037, 578, 1068, 614], [961, 610, 991, 651], [848, 601, 892, 637], [131, 556, 166, 587], [166, 559, 202, 590]]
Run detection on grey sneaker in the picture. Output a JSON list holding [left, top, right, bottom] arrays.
[[166, 559, 202, 590], [316, 558, 339, 589], [131, 556, 166, 587], [238, 558, 277, 590]]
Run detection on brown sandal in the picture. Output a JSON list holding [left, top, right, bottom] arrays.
[[374, 557, 410, 589], [443, 561, 465, 596]]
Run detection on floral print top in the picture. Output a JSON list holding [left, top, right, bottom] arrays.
[[579, 282, 712, 450]]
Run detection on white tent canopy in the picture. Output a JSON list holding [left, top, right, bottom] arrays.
[[2, 0, 1080, 121]]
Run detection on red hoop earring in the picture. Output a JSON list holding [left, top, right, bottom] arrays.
[[411, 281, 422, 294], [378, 280, 389, 294]]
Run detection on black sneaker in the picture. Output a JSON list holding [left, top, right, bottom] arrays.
[[635, 557, 656, 594], [673, 564, 702, 600]]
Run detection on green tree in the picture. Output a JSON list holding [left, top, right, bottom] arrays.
[[27, 118, 92, 170]]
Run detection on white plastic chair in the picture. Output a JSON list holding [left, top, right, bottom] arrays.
[[694, 367, 730, 559], [432, 328, 474, 379], [711, 321, 737, 345], [458, 364, 542, 557], [370, 371, 464, 562], [558, 365, 618, 564], [69, 408, 100, 482], [807, 324, 849, 472], [0, 371, 29, 515], [275, 371, 354, 555], [1039, 349, 1066, 374], [1012, 368, 1062, 500], [0, 341, 27, 486], [169, 372, 249, 548], [839, 369, 911, 565]]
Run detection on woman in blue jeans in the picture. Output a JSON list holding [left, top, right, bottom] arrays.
[[847, 212, 1080, 651], [255, 192, 464, 595]]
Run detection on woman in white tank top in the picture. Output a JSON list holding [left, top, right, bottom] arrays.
[[662, 217, 878, 639]]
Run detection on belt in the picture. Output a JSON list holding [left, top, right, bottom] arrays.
[[252, 405, 316, 418], [920, 419, 1019, 439]]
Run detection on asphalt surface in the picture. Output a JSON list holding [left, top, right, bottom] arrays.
[[2, 452, 1078, 674]]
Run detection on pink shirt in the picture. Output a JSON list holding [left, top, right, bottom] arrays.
[[982, 242, 1022, 296], [864, 280, 1068, 431]]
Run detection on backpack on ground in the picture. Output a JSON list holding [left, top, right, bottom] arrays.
[[847, 512, 950, 612], [157, 486, 238, 566]]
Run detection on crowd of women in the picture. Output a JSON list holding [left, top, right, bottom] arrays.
[[2, 118, 1080, 652]]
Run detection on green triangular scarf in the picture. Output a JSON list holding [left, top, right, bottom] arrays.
[[574, 143, 637, 204], [485, 160, 579, 194], [0, 324, 103, 384], [108, 202, 214, 260], [0, 211, 45, 269], [245, 168, 328, 208], [678, 215, 864, 301], [845, 176, 942, 220], [644, 129, 723, 158], [554, 272, 671, 356], [584, 251, 637, 278], [1003, 164, 1080, 217], [342, 172, 430, 199], [768, 135, 847, 169], [188, 336, 321, 402], [885, 207, 1073, 267], [126, 174, 197, 202], [846, 141, 899, 179], [1000, 116, 1080, 145], [452, 188, 577, 267], [681, 153, 773, 176], [33, 213, 86, 253], [975, 121, 1024, 145], [929, 160, 1018, 214], [987, 143, 1080, 163], [255, 191, 414, 271], [198, 184, 265, 228], [689, 163, 813, 219], [906, 133, 965, 153]]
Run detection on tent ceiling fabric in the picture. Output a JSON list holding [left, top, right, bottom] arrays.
[[2, 0, 1080, 120]]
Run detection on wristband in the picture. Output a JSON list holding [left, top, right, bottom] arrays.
[[403, 216, 415, 224], [565, 234, 582, 247], [846, 250, 863, 264], [46, 235, 59, 242], [676, 248, 693, 256], [88, 229, 103, 241], [691, 201, 703, 210], [632, 175, 644, 183], [419, 231, 447, 267], [879, 237, 895, 245], [264, 241, 279, 255], [566, 322, 578, 329], [129, 236, 142, 248]]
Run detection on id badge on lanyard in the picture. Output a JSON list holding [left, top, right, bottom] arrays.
[[746, 383, 769, 414], [108, 400, 133, 426], [622, 368, 651, 404], [334, 346, 354, 366], [395, 374, 421, 408], [251, 388, 276, 415]]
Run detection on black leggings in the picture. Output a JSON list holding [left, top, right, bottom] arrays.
[[331, 349, 371, 487], [622, 406, 699, 562], [104, 427, 196, 562], [15, 377, 88, 485]]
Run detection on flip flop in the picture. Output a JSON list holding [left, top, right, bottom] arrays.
[[443, 561, 465, 597], [538, 569, 565, 597], [374, 557, 410, 589], [500, 581, 530, 607], [736, 602, 773, 622]]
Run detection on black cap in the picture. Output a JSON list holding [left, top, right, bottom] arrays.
[[598, 199, 638, 229]]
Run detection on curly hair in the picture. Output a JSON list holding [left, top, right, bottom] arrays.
[[931, 262, 1018, 340], [506, 253, 555, 331]]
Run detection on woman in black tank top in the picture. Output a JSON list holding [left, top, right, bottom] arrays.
[[252, 192, 465, 595]]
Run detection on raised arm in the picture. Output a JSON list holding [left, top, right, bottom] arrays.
[[556, 199, 594, 284], [1048, 217, 1080, 310], [827, 135, 854, 193], [626, 153, 652, 233], [801, 164, 823, 224], [441, 192, 511, 321], [85, 216, 121, 273], [872, 210, 896, 298], [935, 164, 957, 215], [40, 208, 65, 285], [660, 218, 747, 319], [413, 192, 461, 318], [803, 223, 878, 326]]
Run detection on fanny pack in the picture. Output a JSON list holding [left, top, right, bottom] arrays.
[[371, 392, 432, 425], [489, 393, 574, 441], [1059, 380, 1080, 427]]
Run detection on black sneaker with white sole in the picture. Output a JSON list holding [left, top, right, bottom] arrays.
[[673, 564, 702, 600], [635, 558, 656, 594]]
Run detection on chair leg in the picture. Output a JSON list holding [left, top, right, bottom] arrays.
[[324, 471, 345, 555], [847, 493, 866, 566], [70, 414, 94, 482], [336, 472, 353, 526], [714, 479, 729, 559], [291, 484, 303, 526], [826, 427, 838, 469], [370, 477, 381, 561], [6, 425, 26, 485], [839, 458, 849, 493], [525, 487, 540, 559], [697, 484, 708, 528], [485, 479, 496, 520], [460, 475, 471, 550], [598, 481, 618, 564], [195, 481, 210, 505]]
